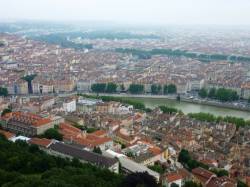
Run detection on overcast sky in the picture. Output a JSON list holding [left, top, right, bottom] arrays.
[[1, 0, 250, 25]]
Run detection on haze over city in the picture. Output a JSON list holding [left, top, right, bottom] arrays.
[[1, 1, 250, 187], [1, 0, 250, 25]]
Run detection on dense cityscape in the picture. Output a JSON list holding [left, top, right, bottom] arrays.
[[1, 1, 250, 187]]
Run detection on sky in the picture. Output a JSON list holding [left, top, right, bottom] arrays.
[[0, 0, 250, 25]]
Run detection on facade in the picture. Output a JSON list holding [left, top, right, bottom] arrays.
[[77, 81, 91, 92], [0, 112, 54, 136], [63, 99, 76, 113], [54, 80, 75, 93]]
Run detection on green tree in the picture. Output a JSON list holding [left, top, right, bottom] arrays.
[[93, 146, 102, 155], [210, 169, 228, 177], [176, 94, 181, 101], [167, 84, 177, 94], [214, 88, 239, 102], [159, 105, 178, 114], [163, 84, 168, 94], [178, 149, 191, 164], [198, 88, 208, 98], [42, 128, 63, 141], [171, 183, 179, 187], [164, 84, 177, 94], [120, 172, 158, 187], [237, 180, 248, 187], [126, 152, 134, 158], [183, 181, 201, 187], [1, 108, 11, 116], [148, 164, 165, 174], [208, 88, 216, 98], [178, 149, 208, 170], [21, 74, 37, 94], [120, 84, 125, 92], [0, 87, 8, 97], [188, 113, 216, 122], [106, 82, 117, 93], [151, 84, 162, 95], [91, 83, 106, 93], [128, 84, 144, 94]]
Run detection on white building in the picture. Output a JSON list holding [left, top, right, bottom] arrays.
[[63, 99, 76, 113]]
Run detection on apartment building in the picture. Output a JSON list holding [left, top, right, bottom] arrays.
[[0, 112, 54, 136]]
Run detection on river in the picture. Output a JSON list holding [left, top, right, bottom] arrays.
[[124, 97, 250, 120]]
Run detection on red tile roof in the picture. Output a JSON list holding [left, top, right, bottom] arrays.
[[90, 130, 107, 137], [28, 137, 53, 148], [166, 173, 183, 183], [59, 123, 112, 148], [3, 112, 52, 127], [192, 167, 216, 184]]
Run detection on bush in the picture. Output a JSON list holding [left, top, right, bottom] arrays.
[[41, 128, 63, 141]]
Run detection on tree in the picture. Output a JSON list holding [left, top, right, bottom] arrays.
[[106, 82, 117, 93], [171, 183, 179, 187], [120, 84, 125, 92], [126, 152, 134, 158], [0, 136, 123, 187], [42, 128, 63, 141], [167, 84, 177, 94], [151, 84, 162, 95], [128, 84, 144, 94], [120, 172, 158, 187], [93, 146, 102, 155], [1, 108, 11, 116], [21, 74, 37, 94], [91, 83, 106, 93], [178, 149, 208, 170], [183, 181, 201, 187], [176, 94, 181, 102], [237, 180, 248, 187], [148, 164, 165, 174], [0, 87, 8, 97], [178, 149, 191, 164], [198, 88, 208, 98], [208, 88, 216, 98], [210, 169, 228, 177], [164, 84, 177, 94], [159, 105, 178, 114], [248, 97, 250, 103], [163, 84, 168, 94]]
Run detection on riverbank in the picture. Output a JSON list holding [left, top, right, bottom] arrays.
[[89, 93, 250, 112]]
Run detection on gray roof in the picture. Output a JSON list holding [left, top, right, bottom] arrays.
[[49, 142, 117, 168], [119, 157, 160, 181]]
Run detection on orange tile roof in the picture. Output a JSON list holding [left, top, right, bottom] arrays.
[[5, 112, 52, 127], [192, 167, 215, 184], [59, 123, 112, 148], [166, 173, 183, 183], [28, 138, 52, 148], [90, 130, 107, 137], [149, 146, 163, 155]]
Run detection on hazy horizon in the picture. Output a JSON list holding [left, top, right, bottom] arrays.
[[1, 0, 250, 26]]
